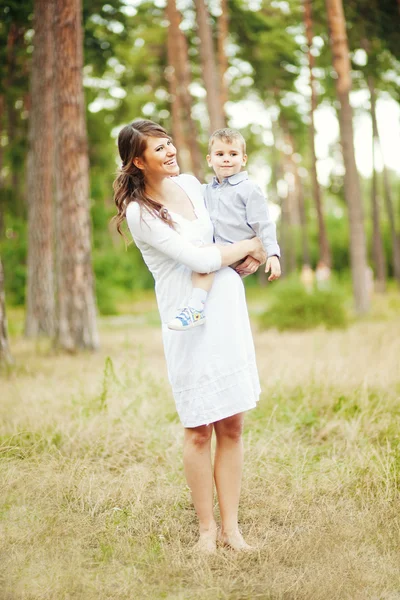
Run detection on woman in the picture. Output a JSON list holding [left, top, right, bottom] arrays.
[[113, 120, 265, 553]]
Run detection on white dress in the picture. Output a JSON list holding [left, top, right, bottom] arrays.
[[126, 174, 261, 427]]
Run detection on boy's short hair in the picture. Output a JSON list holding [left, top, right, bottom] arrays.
[[208, 128, 246, 154]]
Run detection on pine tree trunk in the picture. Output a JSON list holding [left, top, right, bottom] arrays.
[[0, 95, 4, 239], [368, 76, 386, 292], [382, 165, 400, 283], [166, 0, 193, 174], [54, 0, 99, 351], [0, 257, 13, 365], [217, 0, 229, 123], [6, 23, 27, 210], [25, 0, 55, 337], [304, 0, 331, 267], [296, 167, 311, 265], [368, 88, 400, 284], [166, 0, 204, 180], [326, 0, 369, 314], [194, 0, 225, 132]]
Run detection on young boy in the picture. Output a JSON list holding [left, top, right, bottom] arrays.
[[168, 128, 281, 331]]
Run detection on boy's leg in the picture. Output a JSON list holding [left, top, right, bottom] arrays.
[[188, 272, 215, 310], [167, 272, 215, 331]]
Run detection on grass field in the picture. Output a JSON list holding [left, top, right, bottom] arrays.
[[1, 291, 400, 600]]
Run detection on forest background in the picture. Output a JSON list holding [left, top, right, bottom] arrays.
[[1, 0, 400, 354]]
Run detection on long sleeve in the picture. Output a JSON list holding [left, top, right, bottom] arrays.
[[245, 185, 280, 258], [126, 202, 222, 274]]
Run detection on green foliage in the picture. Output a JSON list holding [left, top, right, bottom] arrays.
[[259, 278, 348, 331], [0, 217, 27, 305]]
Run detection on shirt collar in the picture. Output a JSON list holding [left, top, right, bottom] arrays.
[[211, 170, 249, 188]]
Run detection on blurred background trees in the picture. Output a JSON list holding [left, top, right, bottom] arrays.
[[0, 0, 399, 354]]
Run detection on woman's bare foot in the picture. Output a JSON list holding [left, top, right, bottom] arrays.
[[192, 525, 217, 554], [218, 528, 254, 551]]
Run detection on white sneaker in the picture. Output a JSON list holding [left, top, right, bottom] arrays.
[[167, 306, 206, 331]]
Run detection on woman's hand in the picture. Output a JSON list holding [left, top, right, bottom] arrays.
[[235, 256, 260, 277], [248, 237, 266, 265]]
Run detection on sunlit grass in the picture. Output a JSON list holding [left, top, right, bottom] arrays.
[[1, 290, 400, 599]]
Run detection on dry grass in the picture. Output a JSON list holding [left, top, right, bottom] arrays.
[[1, 294, 400, 600]]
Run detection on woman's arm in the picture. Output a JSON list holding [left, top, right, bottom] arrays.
[[217, 238, 266, 267], [126, 203, 265, 274]]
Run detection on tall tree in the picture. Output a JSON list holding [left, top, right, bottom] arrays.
[[303, 0, 331, 268], [166, 0, 192, 173], [0, 94, 4, 238], [54, 0, 99, 351], [194, 0, 225, 132], [368, 75, 386, 292], [0, 257, 12, 365], [166, 0, 204, 178], [295, 166, 311, 266], [25, 0, 55, 337], [217, 0, 229, 122], [325, 0, 369, 313], [381, 164, 400, 284]]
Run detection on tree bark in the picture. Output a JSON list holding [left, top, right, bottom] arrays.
[[54, 0, 99, 351], [0, 95, 4, 239], [25, 0, 55, 337], [368, 76, 386, 292], [326, 0, 369, 314], [166, 0, 204, 179], [166, 1, 192, 173], [368, 86, 400, 284], [382, 165, 400, 284], [0, 257, 13, 365], [295, 166, 311, 266], [194, 0, 225, 133], [6, 22, 26, 211], [217, 0, 229, 123], [304, 0, 331, 268]]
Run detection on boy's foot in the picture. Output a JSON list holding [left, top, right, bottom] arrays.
[[217, 529, 254, 551], [167, 306, 206, 331]]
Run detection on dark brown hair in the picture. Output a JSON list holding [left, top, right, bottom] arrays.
[[113, 119, 175, 237]]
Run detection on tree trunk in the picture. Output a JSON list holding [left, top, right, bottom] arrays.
[[0, 95, 4, 239], [369, 89, 400, 284], [166, 0, 204, 179], [25, 0, 55, 337], [295, 166, 311, 265], [382, 165, 400, 283], [194, 0, 225, 133], [304, 0, 331, 268], [54, 0, 99, 351], [0, 257, 13, 365], [326, 0, 369, 314], [368, 76, 386, 292], [166, 0, 193, 173], [217, 0, 229, 123]]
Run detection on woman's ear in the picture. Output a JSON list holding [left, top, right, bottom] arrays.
[[133, 157, 145, 170]]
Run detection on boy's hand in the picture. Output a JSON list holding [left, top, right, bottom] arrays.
[[265, 256, 281, 281]]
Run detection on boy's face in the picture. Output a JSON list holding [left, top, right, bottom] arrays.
[[207, 138, 247, 183]]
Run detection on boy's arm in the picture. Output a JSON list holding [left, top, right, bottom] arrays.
[[245, 184, 280, 259]]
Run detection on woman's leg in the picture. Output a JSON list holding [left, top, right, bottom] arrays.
[[183, 424, 217, 551], [213, 413, 252, 550]]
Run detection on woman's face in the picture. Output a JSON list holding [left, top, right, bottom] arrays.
[[135, 136, 179, 179]]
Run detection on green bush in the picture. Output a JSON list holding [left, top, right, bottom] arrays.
[[259, 279, 348, 331]]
